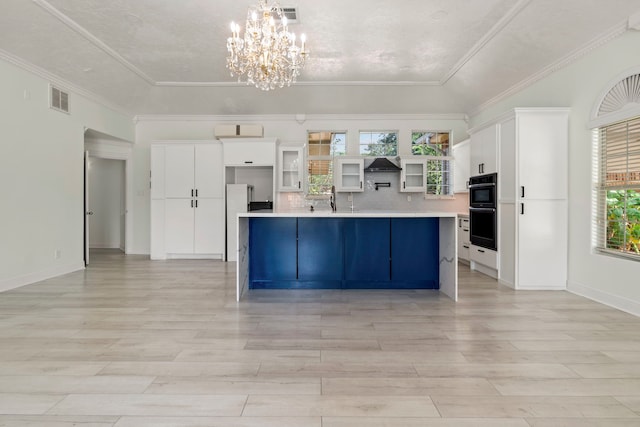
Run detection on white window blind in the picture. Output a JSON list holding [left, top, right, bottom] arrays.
[[595, 116, 640, 258]]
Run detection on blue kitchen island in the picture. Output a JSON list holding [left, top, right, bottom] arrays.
[[235, 212, 458, 301]]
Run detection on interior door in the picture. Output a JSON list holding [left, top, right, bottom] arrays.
[[84, 151, 90, 265]]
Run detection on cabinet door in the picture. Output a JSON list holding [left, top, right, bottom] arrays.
[[164, 198, 194, 253], [391, 218, 439, 288], [194, 144, 223, 198], [194, 198, 224, 254], [457, 217, 470, 261], [335, 158, 364, 192], [150, 145, 165, 199], [517, 199, 567, 289], [224, 141, 276, 166], [517, 112, 568, 200], [452, 139, 470, 193], [298, 218, 344, 281], [400, 159, 426, 192], [344, 218, 391, 283], [278, 146, 303, 192], [164, 145, 194, 198], [249, 217, 297, 282], [470, 126, 497, 176]]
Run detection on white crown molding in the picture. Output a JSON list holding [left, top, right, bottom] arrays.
[[134, 113, 468, 123], [0, 48, 133, 117], [440, 0, 531, 85], [155, 80, 442, 87], [33, 0, 156, 85], [469, 20, 629, 117]]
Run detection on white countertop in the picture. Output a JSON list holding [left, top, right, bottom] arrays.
[[239, 211, 459, 218]]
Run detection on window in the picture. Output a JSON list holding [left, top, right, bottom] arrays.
[[412, 131, 452, 196], [359, 131, 397, 156], [307, 131, 346, 196], [596, 117, 640, 258]]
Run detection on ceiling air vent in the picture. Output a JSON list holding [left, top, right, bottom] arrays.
[[272, 7, 298, 23], [50, 85, 69, 113]]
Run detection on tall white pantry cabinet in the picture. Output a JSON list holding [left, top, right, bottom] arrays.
[[496, 108, 570, 290], [150, 141, 225, 260]]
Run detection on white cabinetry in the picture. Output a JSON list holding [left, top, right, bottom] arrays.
[[457, 216, 470, 262], [497, 108, 569, 290], [470, 125, 497, 176], [335, 158, 364, 192], [400, 158, 426, 192], [223, 138, 276, 166], [150, 141, 224, 260], [278, 145, 304, 192], [452, 139, 470, 193]]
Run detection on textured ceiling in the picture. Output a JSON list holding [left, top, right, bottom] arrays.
[[1, 0, 639, 116]]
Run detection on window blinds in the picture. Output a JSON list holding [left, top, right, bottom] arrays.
[[596, 116, 640, 255]]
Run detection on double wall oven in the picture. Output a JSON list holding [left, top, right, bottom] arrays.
[[469, 173, 497, 251]]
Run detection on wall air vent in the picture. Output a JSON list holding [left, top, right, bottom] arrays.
[[50, 85, 69, 113]]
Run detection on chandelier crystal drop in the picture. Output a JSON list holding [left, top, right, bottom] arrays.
[[226, 0, 308, 91]]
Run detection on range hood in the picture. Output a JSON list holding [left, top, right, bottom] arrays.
[[364, 158, 402, 172]]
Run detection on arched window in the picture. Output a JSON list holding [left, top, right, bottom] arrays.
[[591, 71, 640, 259]]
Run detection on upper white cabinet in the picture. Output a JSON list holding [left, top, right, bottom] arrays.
[[222, 138, 276, 166], [335, 158, 364, 192], [278, 145, 304, 192], [452, 139, 470, 193], [400, 158, 426, 192], [497, 108, 569, 290], [470, 125, 497, 176], [150, 141, 224, 260], [165, 144, 222, 199]]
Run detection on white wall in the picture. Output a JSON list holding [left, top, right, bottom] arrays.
[[0, 58, 134, 291], [468, 29, 640, 315], [88, 157, 124, 249], [134, 115, 470, 254]]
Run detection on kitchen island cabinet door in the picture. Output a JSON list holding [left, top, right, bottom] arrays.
[[344, 218, 391, 285], [391, 218, 439, 288], [249, 217, 297, 284], [297, 218, 344, 283]]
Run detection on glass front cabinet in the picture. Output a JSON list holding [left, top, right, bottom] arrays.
[[400, 159, 426, 192], [278, 145, 304, 192], [335, 158, 364, 192]]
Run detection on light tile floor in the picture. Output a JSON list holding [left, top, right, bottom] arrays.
[[0, 249, 639, 426]]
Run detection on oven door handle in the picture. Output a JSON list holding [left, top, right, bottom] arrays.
[[468, 183, 496, 189], [469, 207, 496, 212]]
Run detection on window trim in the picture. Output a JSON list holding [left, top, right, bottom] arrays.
[[411, 130, 454, 197]]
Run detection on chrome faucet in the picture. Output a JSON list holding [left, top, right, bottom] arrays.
[[330, 185, 336, 212]]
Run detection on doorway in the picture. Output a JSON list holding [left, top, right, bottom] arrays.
[[83, 129, 133, 266], [88, 157, 126, 252]]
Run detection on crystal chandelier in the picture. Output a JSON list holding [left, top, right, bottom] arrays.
[[226, 0, 308, 91]]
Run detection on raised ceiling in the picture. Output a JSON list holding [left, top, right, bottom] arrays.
[[1, 0, 639, 116]]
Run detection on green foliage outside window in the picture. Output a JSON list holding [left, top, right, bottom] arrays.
[[606, 189, 640, 254], [359, 132, 397, 156], [412, 131, 451, 195]]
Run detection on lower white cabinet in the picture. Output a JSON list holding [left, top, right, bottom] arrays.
[[164, 198, 224, 255], [457, 216, 470, 262], [469, 244, 498, 278]]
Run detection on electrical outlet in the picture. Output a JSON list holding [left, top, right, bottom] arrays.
[[347, 194, 353, 202], [407, 195, 412, 202], [54, 249, 61, 259]]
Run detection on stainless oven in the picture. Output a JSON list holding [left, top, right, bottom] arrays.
[[469, 173, 497, 251]]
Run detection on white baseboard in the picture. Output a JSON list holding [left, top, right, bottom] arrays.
[[568, 280, 640, 317], [0, 262, 85, 293], [89, 243, 121, 249]]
